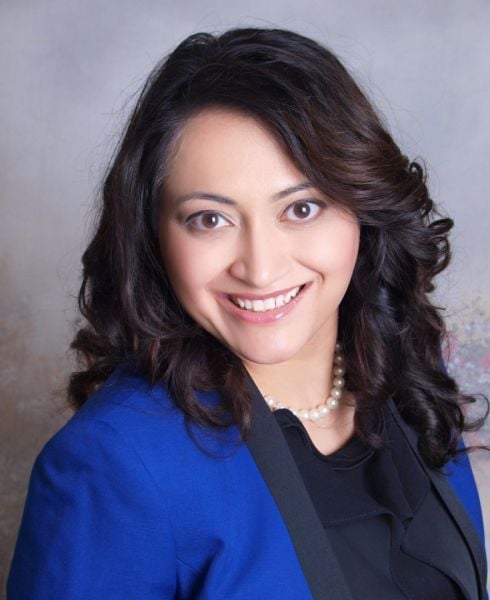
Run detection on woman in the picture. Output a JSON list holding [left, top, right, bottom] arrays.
[[7, 27, 488, 599]]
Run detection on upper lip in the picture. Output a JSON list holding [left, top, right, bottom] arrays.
[[225, 283, 306, 301]]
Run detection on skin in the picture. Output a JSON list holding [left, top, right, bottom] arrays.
[[159, 107, 361, 454]]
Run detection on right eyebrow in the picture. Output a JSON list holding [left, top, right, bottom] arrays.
[[174, 192, 237, 206]]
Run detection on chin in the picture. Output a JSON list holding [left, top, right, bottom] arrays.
[[233, 342, 302, 367]]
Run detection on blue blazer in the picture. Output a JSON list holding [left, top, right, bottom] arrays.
[[7, 364, 488, 599]]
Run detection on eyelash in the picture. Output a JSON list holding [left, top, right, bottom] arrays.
[[184, 200, 326, 232]]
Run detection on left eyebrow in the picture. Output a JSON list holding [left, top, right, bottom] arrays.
[[271, 181, 314, 201], [173, 181, 314, 207]]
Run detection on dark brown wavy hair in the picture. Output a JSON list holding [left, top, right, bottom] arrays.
[[69, 27, 488, 470]]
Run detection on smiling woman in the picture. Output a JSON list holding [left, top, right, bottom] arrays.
[[7, 27, 489, 600], [159, 108, 360, 373]]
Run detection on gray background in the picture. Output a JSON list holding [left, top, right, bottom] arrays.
[[1, 0, 489, 592]]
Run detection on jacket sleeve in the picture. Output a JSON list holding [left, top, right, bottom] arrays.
[[444, 436, 486, 548], [438, 344, 486, 548], [7, 417, 178, 599]]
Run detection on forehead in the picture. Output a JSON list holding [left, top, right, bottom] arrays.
[[164, 107, 306, 194]]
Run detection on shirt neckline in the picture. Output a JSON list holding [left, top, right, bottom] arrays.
[[272, 406, 385, 469]]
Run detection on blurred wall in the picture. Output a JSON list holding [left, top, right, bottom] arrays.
[[1, 0, 489, 592]]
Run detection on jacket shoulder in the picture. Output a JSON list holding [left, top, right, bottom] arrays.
[[8, 365, 181, 598], [73, 363, 180, 424], [62, 363, 238, 459]]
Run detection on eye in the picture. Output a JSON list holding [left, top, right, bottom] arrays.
[[185, 211, 231, 231], [283, 200, 324, 222]]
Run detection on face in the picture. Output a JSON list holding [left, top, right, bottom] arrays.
[[158, 108, 360, 368]]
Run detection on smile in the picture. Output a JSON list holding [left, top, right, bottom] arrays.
[[218, 283, 311, 325], [229, 285, 303, 312]]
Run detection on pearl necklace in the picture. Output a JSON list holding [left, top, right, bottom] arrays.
[[264, 341, 346, 427]]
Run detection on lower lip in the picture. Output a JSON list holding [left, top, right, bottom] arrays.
[[217, 283, 312, 324]]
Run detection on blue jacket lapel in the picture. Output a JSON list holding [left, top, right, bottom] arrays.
[[245, 374, 354, 600]]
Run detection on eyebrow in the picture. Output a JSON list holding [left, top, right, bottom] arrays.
[[173, 181, 314, 206]]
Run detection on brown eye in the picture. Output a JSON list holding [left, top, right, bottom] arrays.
[[186, 211, 229, 231], [293, 202, 311, 218], [201, 213, 221, 228], [285, 200, 323, 222]]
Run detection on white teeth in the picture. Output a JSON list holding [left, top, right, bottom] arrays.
[[253, 299, 265, 312], [231, 286, 302, 312], [263, 298, 276, 310]]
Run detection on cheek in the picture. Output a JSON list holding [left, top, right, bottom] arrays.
[[159, 227, 225, 300], [337, 226, 360, 275], [303, 220, 360, 277]]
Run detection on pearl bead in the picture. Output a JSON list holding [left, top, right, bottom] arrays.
[[264, 340, 346, 424]]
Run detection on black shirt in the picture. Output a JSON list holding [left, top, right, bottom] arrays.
[[272, 404, 466, 599]]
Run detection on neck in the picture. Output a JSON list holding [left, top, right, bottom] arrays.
[[242, 340, 339, 412]]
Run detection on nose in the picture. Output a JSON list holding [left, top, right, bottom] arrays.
[[228, 222, 290, 289]]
